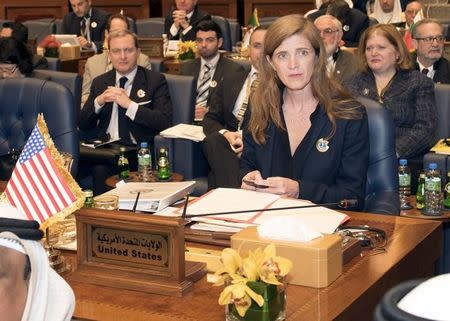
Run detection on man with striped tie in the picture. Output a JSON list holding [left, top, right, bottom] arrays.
[[202, 27, 267, 189], [181, 20, 242, 122]]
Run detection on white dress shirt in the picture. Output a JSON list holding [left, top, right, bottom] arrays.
[[169, 10, 194, 38]]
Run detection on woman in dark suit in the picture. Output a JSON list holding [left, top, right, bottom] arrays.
[[240, 15, 369, 208], [345, 24, 437, 159]]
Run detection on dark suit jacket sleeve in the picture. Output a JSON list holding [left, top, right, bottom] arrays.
[[61, 14, 71, 34], [133, 73, 172, 132], [79, 75, 103, 130], [239, 109, 259, 179], [395, 75, 437, 158], [300, 114, 368, 207]]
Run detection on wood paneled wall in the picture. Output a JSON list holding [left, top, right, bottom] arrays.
[[1, 0, 314, 22]]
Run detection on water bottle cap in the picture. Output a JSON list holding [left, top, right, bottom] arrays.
[[399, 159, 407, 166], [429, 163, 437, 170], [140, 142, 148, 148]]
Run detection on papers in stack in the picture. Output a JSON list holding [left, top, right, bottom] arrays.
[[101, 181, 196, 212], [430, 139, 450, 155], [185, 188, 349, 234], [159, 124, 206, 142]]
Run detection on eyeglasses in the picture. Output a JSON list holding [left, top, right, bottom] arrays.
[[110, 47, 136, 55], [414, 35, 445, 43], [319, 28, 339, 37], [0, 65, 17, 74]]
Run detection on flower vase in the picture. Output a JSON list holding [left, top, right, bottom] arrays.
[[44, 47, 59, 58], [226, 281, 286, 321], [178, 49, 195, 61]]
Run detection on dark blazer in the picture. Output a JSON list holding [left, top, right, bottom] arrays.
[[164, 5, 211, 41], [308, 8, 369, 47], [79, 66, 172, 144], [413, 56, 450, 84], [240, 103, 369, 208], [344, 70, 437, 158], [181, 56, 242, 106], [202, 63, 249, 134], [62, 7, 109, 50], [333, 49, 357, 82]]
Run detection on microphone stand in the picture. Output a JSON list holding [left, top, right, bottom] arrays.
[[185, 199, 358, 218]]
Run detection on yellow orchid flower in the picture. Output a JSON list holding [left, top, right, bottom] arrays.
[[218, 282, 264, 317], [214, 248, 242, 286], [259, 244, 293, 285]]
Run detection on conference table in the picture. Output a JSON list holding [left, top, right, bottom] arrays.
[[63, 208, 441, 321]]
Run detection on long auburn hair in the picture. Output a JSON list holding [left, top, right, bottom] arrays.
[[249, 14, 362, 145]]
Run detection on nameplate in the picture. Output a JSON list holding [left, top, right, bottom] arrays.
[[92, 227, 168, 267], [69, 208, 200, 296], [138, 37, 164, 58]]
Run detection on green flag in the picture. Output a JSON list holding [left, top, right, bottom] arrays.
[[248, 8, 260, 27]]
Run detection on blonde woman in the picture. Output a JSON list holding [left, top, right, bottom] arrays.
[[240, 15, 369, 209]]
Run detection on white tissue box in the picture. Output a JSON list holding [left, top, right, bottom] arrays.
[[231, 227, 342, 288]]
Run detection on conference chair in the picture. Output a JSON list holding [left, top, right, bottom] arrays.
[[373, 279, 429, 321], [153, 74, 208, 194], [149, 58, 164, 72], [258, 17, 278, 28], [227, 18, 241, 48], [136, 18, 165, 37], [211, 16, 232, 52], [127, 17, 137, 34], [32, 70, 82, 113], [23, 19, 56, 44], [0, 78, 79, 176], [35, 57, 60, 71], [358, 97, 400, 215]]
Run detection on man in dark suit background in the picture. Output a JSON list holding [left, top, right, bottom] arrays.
[[308, 0, 369, 47], [181, 20, 240, 121], [164, 0, 211, 41], [62, 0, 109, 52], [79, 29, 172, 194], [412, 19, 450, 84], [314, 15, 357, 83], [202, 27, 266, 189]]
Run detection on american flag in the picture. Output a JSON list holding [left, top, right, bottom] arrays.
[[4, 126, 76, 223]]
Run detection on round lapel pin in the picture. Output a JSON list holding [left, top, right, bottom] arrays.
[[316, 138, 330, 153], [343, 25, 350, 31], [210, 80, 217, 88], [137, 89, 146, 98], [363, 88, 369, 96], [91, 21, 97, 28]]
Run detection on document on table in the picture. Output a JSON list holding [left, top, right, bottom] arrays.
[[160, 123, 206, 142]]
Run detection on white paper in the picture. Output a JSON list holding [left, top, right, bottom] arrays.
[[160, 124, 206, 142], [190, 223, 242, 233], [257, 217, 322, 242], [253, 198, 349, 234], [54, 34, 80, 46], [185, 188, 280, 222], [101, 181, 195, 212]]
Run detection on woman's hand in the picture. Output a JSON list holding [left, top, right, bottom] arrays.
[[241, 170, 264, 190], [263, 177, 299, 198]]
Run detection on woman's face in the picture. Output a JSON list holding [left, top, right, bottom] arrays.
[[0, 63, 22, 79], [269, 33, 317, 92], [365, 33, 399, 75]]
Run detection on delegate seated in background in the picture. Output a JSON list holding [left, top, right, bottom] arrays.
[[62, 0, 110, 52], [344, 24, 437, 159], [79, 30, 172, 194], [0, 37, 33, 79], [164, 0, 211, 41], [81, 14, 151, 106], [240, 15, 369, 209], [412, 19, 450, 84], [370, 0, 404, 24], [202, 27, 266, 189], [0, 21, 48, 70], [181, 20, 237, 122], [314, 14, 357, 83]]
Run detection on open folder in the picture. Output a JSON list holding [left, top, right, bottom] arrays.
[[184, 188, 349, 234]]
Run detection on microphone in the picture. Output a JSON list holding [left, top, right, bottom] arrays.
[[185, 199, 359, 218]]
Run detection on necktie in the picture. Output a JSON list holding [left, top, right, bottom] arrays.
[[80, 18, 88, 38], [237, 72, 259, 129], [118, 76, 130, 143], [422, 68, 429, 76], [196, 64, 212, 105]]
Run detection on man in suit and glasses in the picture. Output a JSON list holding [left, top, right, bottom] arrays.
[[62, 0, 109, 51], [164, 0, 211, 41], [314, 15, 357, 83]]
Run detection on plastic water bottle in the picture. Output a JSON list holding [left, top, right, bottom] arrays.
[[398, 159, 411, 210], [137, 142, 152, 182], [444, 171, 450, 209], [423, 163, 442, 216], [416, 172, 425, 210]]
